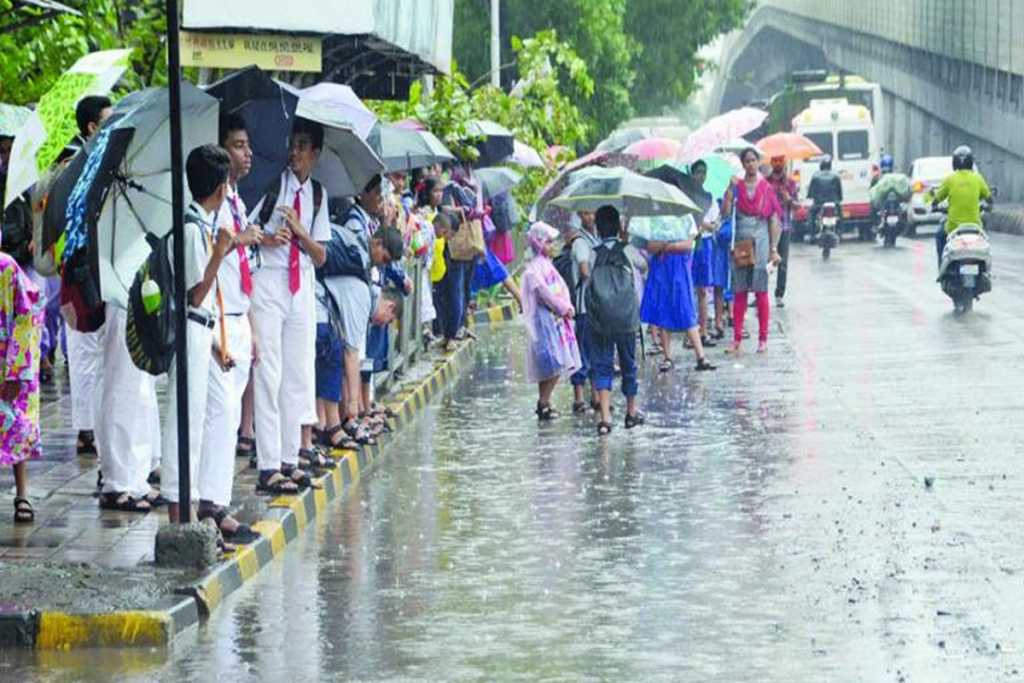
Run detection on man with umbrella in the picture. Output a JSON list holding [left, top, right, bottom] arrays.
[[248, 118, 328, 495]]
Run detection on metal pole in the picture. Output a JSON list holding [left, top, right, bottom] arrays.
[[490, 0, 500, 88], [166, 0, 191, 523]]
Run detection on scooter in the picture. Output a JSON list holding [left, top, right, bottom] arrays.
[[879, 191, 907, 248], [816, 202, 840, 260], [937, 209, 992, 314]]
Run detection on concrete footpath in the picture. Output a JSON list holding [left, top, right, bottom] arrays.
[[0, 302, 518, 650]]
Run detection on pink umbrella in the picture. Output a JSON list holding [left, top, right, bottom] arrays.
[[394, 118, 425, 131], [623, 137, 682, 162], [679, 107, 768, 163], [509, 139, 545, 168]]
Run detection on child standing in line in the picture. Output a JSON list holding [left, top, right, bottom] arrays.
[[521, 222, 580, 421]]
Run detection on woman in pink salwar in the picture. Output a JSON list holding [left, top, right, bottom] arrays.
[[0, 249, 43, 524], [521, 222, 581, 421]]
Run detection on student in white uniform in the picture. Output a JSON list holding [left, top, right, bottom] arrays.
[[196, 115, 263, 542], [248, 118, 328, 495], [161, 144, 235, 523], [66, 96, 113, 457]]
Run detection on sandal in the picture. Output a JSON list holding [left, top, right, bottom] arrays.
[[572, 401, 587, 415], [344, 418, 376, 446], [695, 357, 717, 372], [13, 497, 34, 524], [713, 328, 726, 340], [322, 423, 360, 451], [236, 435, 257, 459], [299, 447, 338, 470], [281, 465, 321, 490], [701, 335, 718, 348], [147, 470, 161, 487], [536, 402, 560, 422], [658, 358, 675, 373], [597, 422, 613, 436], [198, 505, 261, 545], [76, 430, 97, 456], [144, 490, 168, 508], [624, 412, 646, 429], [99, 492, 152, 513], [256, 470, 300, 495], [369, 403, 397, 420]]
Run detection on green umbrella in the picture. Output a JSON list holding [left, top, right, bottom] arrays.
[[550, 166, 701, 217], [475, 166, 522, 199], [694, 153, 741, 200], [0, 104, 31, 138]]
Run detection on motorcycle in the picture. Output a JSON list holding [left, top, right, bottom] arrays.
[[878, 191, 907, 248], [815, 202, 840, 260], [937, 207, 992, 314]]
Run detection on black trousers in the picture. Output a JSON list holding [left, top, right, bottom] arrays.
[[774, 230, 791, 299]]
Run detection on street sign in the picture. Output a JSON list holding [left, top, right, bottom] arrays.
[[181, 31, 322, 72]]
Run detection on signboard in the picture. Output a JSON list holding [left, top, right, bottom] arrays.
[[181, 31, 322, 72]]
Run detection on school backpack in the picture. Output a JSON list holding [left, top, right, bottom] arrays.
[[585, 242, 639, 338], [552, 237, 577, 302], [125, 229, 179, 376]]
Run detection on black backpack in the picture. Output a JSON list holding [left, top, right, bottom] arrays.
[[125, 229, 178, 376], [552, 237, 577, 302], [585, 242, 639, 338]]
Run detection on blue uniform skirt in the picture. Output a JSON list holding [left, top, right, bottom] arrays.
[[640, 251, 697, 332]]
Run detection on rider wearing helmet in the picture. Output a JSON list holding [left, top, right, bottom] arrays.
[[807, 155, 843, 234], [931, 145, 992, 268]]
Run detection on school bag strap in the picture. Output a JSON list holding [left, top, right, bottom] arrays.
[[256, 176, 325, 229]]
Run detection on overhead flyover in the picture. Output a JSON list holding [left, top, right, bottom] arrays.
[[712, 1, 1024, 200]]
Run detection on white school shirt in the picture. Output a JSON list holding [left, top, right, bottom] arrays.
[[177, 201, 216, 317], [214, 186, 255, 316], [248, 169, 331, 271]]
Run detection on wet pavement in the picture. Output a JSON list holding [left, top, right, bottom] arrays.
[[7, 233, 1024, 681]]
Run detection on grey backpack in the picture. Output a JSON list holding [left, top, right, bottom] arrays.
[[585, 242, 639, 338]]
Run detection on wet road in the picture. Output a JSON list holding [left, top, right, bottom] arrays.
[[11, 232, 1024, 682]]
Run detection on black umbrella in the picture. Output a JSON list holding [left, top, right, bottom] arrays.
[[645, 164, 711, 213], [468, 119, 514, 167], [205, 65, 299, 209]]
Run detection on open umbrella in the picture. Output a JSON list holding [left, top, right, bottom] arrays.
[[628, 215, 700, 243], [550, 166, 701, 217], [205, 65, 299, 209], [697, 153, 742, 201], [475, 166, 522, 199], [393, 118, 425, 131], [595, 127, 649, 153], [508, 139, 544, 168], [417, 130, 455, 166], [623, 137, 683, 170], [467, 119, 514, 166], [296, 82, 377, 140], [645, 164, 711, 212], [0, 104, 31, 137], [5, 48, 131, 208], [756, 132, 822, 162], [368, 123, 452, 172], [679, 107, 768, 164], [532, 149, 635, 230], [45, 83, 219, 308], [294, 94, 383, 198]]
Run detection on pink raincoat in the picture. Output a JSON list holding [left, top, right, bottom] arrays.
[[521, 224, 581, 383]]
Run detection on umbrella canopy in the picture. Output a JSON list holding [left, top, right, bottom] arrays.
[[756, 132, 823, 162], [595, 128, 649, 153], [645, 164, 711, 212], [0, 104, 31, 137], [296, 82, 377, 140], [696, 153, 742, 201], [679, 107, 768, 164], [417, 130, 455, 165], [393, 118, 425, 131], [5, 49, 130, 208], [532, 149, 635, 230], [368, 123, 452, 173], [508, 139, 544, 168], [46, 83, 219, 308], [467, 119, 514, 167], [623, 137, 683, 171], [205, 66, 299, 209], [475, 166, 522, 199], [715, 137, 753, 155], [550, 166, 701, 217], [629, 215, 699, 243]]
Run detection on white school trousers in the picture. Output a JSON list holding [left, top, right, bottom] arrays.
[[94, 305, 160, 498], [251, 266, 316, 472], [198, 315, 251, 507], [161, 317, 213, 504], [66, 325, 105, 432]]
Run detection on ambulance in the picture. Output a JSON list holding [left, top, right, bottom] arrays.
[[791, 99, 880, 240]]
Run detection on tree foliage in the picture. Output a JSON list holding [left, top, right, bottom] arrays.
[[0, 0, 169, 104], [454, 0, 752, 141]]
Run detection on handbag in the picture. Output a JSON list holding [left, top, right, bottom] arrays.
[[732, 238, 756, 268], [449, 212, 486, 261]]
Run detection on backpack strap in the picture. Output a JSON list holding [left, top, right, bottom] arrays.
[[311, 179, 324, 226], [257, 178, 283, 227]]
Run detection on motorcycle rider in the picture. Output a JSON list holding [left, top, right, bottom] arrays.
[[871, 153, 895, 227], [931, 145, 992, 269], [807, 155, 843, 237]]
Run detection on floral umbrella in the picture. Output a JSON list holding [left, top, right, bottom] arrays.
[[678, 107, 768, 165], [623, 137, 683, 171]]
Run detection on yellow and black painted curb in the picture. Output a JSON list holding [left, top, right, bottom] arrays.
[[3, 301, 517, 651]]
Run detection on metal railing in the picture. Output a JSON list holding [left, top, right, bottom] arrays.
[[374, 260, 424, 394]]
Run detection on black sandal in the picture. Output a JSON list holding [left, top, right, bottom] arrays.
[[344, 418, 376, 446], [572, 401, 587, 415], [147, 470, 161, 486], [624, 413, 646, 429], [695, 357, 717, 372], [198, 505, 261, 545], [536, 402, 560, 422], [712, 327, 726, 340], [597, 422, 613, 436], [299, 447, 338, 470], [13, 497, 34, 524], [658, 358, 675, 373], [236, 436, 256, 459], [144, 490, 168, 508], [76, 430, 97, 456], [281, 465, 321, 490], [321, 424, 360, 451], [701, 335, 718, 348], [256, 470, 300, 495], [99, 492, 152, 513]]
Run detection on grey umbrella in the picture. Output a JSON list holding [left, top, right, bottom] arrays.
[[368, 123, 455, 173], [475, 166, 523, 199]]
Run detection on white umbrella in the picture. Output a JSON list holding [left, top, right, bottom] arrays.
[[296, 82, 377, 140], [94, 84, 219, 307]]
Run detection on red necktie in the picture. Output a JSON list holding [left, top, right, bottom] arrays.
[[289, 188, 302, 295], [229, 196, 253, 297]]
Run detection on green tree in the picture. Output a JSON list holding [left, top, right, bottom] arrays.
[[0, 0, 169, 104]]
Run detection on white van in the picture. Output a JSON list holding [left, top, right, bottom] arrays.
[[792, 99, 880, 238]]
